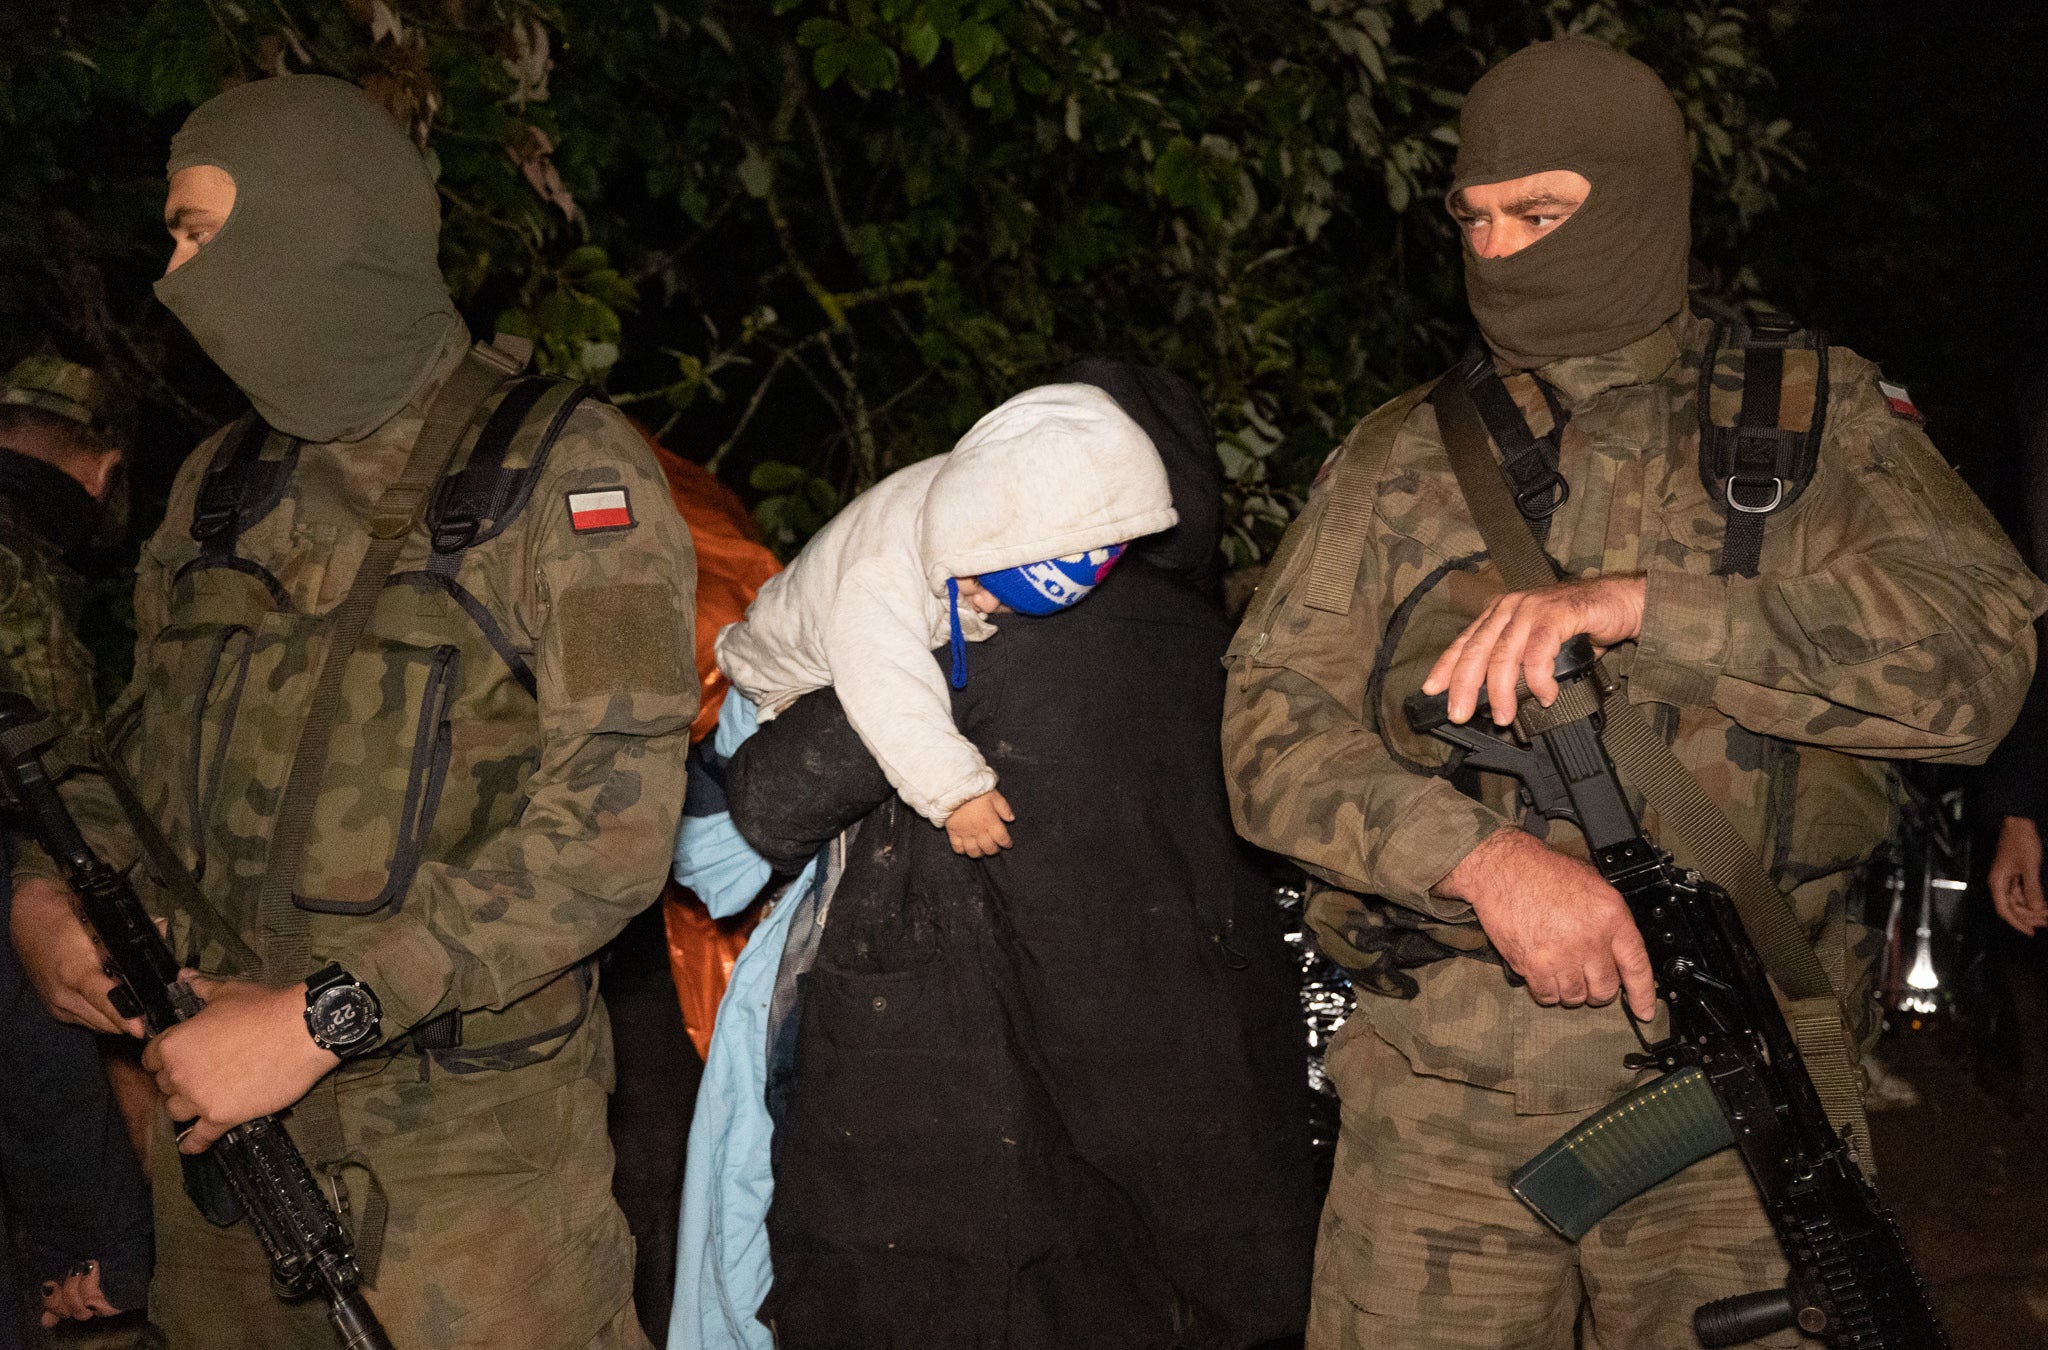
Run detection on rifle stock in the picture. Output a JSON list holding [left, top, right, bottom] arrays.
[[0, 694, 395, 1350]]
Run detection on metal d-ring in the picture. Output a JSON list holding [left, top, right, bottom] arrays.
[[1726, 476, 1785, 514], [1516, 474, 1570, 519]]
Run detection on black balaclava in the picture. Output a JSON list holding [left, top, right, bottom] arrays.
[[154, 75, 461, 442], [1451, 38, 1691, 370]]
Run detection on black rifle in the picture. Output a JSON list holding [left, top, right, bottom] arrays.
[[1404, 638, 1944, 1349], [0, 694, 394, 1350]]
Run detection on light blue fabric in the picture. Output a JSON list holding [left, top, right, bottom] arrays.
[[668, 693, 814, 1350], [671, 692, 772, 920]]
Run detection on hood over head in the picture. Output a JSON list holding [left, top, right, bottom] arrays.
[[919, 383, 1177, 594], [1451, 37, 1690, 370], [1063, 357, 1223, 593], [154, 74, 462, 442]]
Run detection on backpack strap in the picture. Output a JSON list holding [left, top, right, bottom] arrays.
[[1697, 313, 1830, 579], [424, 376, 594, 578], [188, 414, 299, 561]]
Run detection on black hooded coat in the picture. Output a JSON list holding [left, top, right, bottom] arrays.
[[726, 361, 1319, 1349]]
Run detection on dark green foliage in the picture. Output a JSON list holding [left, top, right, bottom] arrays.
[[1, 0, 1800, 569]]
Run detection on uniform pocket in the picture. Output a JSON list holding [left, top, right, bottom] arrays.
[[144, 621, 254, 876], [294, 642, 461, 915]]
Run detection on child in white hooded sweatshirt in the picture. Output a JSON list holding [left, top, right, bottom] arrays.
[[715, 383, 1177, 855]]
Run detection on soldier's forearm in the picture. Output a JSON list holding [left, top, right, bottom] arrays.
[[1224, 668, 1508, 914]]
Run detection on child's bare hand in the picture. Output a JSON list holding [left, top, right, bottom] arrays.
[[946, 790, 1015, 857]]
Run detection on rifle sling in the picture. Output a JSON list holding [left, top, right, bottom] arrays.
[[254, 341, 520, 1277], [1430, 375, 1871, 1160]]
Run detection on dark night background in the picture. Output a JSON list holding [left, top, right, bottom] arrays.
[[7, 3, 2048, 1346], [1756, 3, 2048, 534]]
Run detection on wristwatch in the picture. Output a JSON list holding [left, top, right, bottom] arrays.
[[303, 963, 382, 1056]]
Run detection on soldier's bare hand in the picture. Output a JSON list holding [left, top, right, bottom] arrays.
[[142, 976, 339, 1153], [945, 789, 1015, 858], [8, 875, 141, 1037], [1990, 815, 2048, 936], [1436, 829, 1658, 1020], [1423, 575, 1647, 726]]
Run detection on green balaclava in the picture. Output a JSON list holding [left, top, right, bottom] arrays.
[[154, 75, 461, 442], [1450, 38, 1691, 370]]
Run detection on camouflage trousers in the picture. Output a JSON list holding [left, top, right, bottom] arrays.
[[1309, 1018, 1801, 1350], [147, 1071, 649, 1350]]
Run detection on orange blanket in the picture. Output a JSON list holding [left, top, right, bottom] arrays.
[[639, 426, 779, 1057]]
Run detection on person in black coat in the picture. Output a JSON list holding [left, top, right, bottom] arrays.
[[725, 360, 1319, 1349]]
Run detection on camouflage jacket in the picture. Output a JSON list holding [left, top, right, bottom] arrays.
[[0, 492, 99, 733], [16, 333, 698, 1109], [1223, 313, 2044, 1113]]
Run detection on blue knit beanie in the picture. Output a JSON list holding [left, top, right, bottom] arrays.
[[947, 545, 1126, 688]]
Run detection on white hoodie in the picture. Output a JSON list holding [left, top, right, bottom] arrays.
[[715, 383, 1178, 824]]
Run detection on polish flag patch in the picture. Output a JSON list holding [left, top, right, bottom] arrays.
[[1878, 379, 1923, 424], [567, 487, 634, 532]]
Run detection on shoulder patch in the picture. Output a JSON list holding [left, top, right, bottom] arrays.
[[567, 487, 634, 533], [1877, 379, 1923, 424]]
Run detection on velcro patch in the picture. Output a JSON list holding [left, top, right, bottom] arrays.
[[567, 487, 634, 532], [1878, 380, 1923, 423], [557, 581, 686, 700]]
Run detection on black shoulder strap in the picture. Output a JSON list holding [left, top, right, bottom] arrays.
[[1697, 313, 1829, 579], [189, 415, 300, 559], [1453, 342, 1572, 545], [425, 375, 594, 575]]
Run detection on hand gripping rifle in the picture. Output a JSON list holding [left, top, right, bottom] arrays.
[[0, 694, 394, 1350], [1404, 638, 1945, 1349]]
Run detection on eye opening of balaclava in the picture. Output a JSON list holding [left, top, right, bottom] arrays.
[[153, 74, 461, 443], [1450, 37, 1691, 370]]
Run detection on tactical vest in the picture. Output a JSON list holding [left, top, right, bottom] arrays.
[[136, 373, 594, 1069]]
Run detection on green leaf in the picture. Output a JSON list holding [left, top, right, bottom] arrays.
[[737, 146, 772, 198], [750, 461, 807, 492], [904, 21, 941, 67], [1150, 136, 1202, 206], [796, 17, 849, 48], [952, 20, 1004, 80]]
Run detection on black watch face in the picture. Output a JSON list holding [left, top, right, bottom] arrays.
[[308, 986, 379, 1051]]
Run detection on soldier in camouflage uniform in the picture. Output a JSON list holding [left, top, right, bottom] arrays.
[[8, 77, 695, 1349], [0, 354, 151, 1337], [1222, 38, 2044, 1349]]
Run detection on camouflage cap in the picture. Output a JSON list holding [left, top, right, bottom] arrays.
[[1, 353, 129, 442]]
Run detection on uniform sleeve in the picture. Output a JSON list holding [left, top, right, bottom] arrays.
[[0, 548, 96, 733], [317, 404, 698, 1034], [10, 445, 201, 894], [821, 557, 994, 825], [1221, 459, 1512, 917], [1631, 359, 2047, 764]]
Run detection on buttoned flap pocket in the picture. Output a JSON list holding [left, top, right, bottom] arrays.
[[1779, 554, 1943, 666], [292, 640, 462, 915]]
